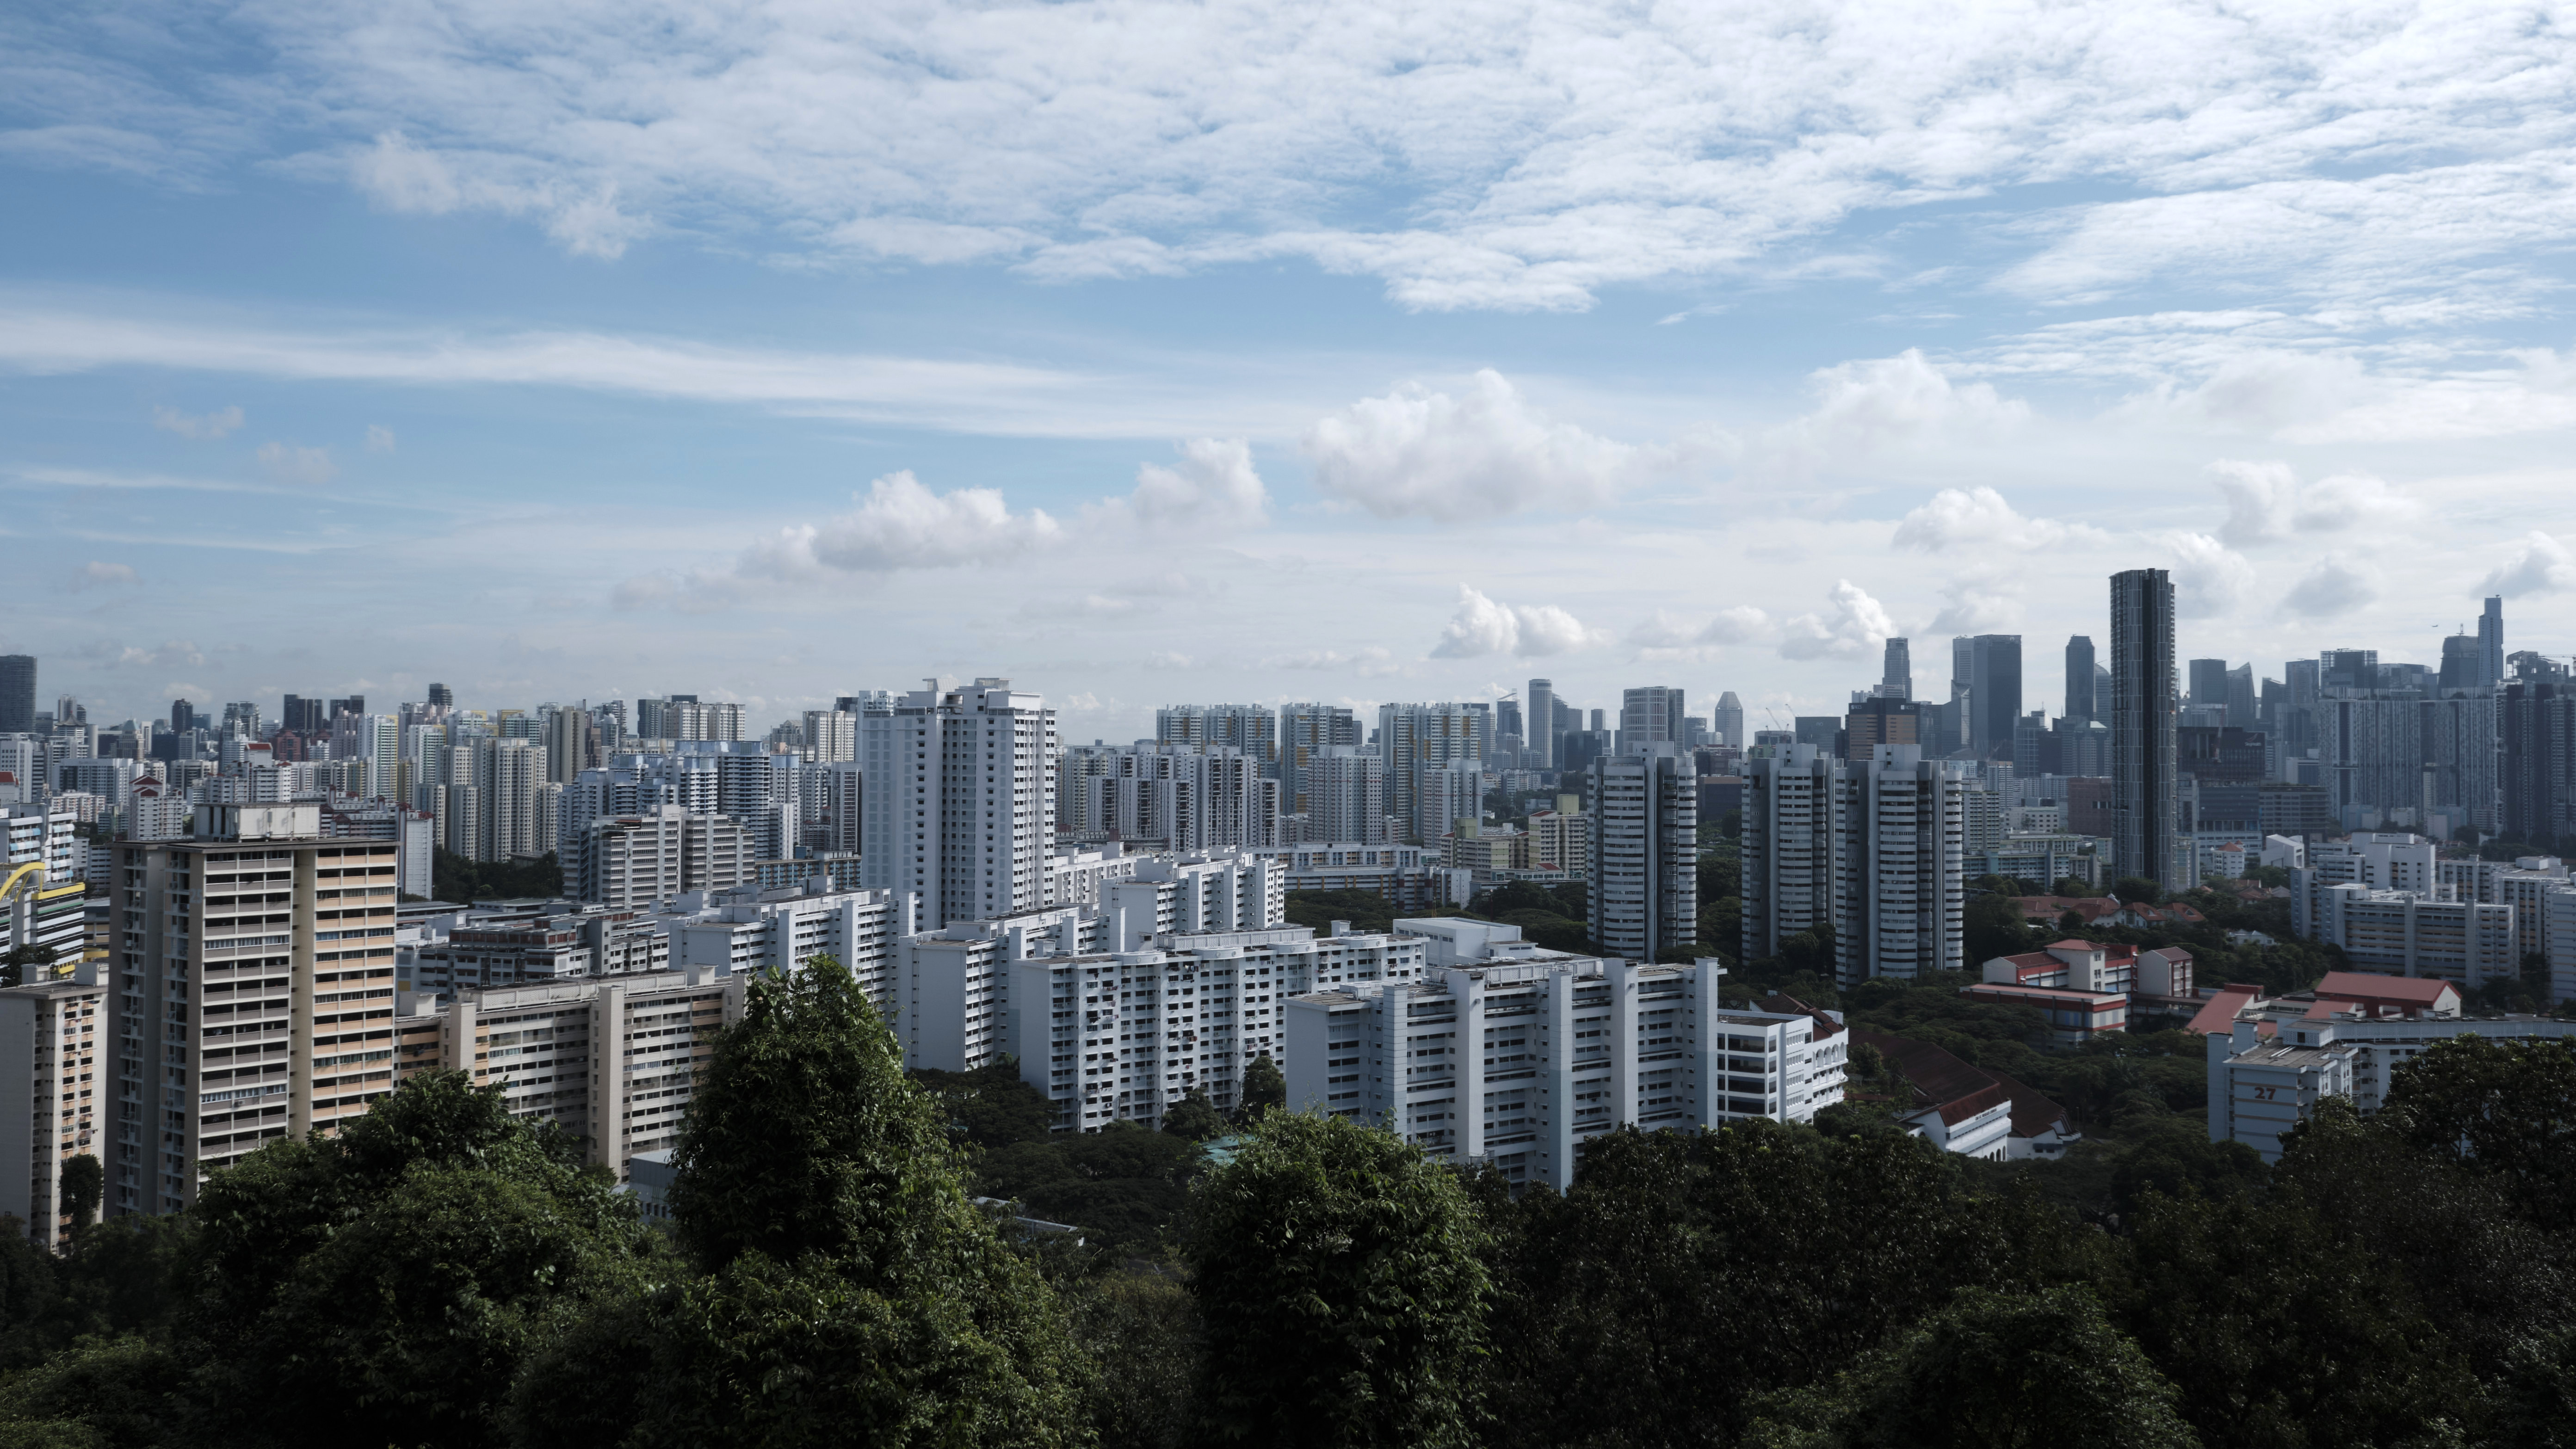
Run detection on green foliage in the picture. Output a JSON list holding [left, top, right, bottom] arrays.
[[1069, 1270, 1201, 1449], [980, 1123, 1200, 1257], [1285, 888, 1396, 936], [1481, 1120, 2057, 1449], [517, 956, 1088, 1447], [1964, 893, 2034, 966], [1237, 1055, 1285, 1118], [911, 1061, 1057, 1149], [0, 1335, 183, 1449], [430, 848, 563, 903], [2113, 876, 2165, 904], [187, 1069, 654, 1449], [2377, 1034, 2576, 1228], [1751, 1287, 2198, 1449], [0, 945, 56, 989], [52, 1160, 99, 1246], [1161, 1087, 1227, 1142], [1188, 1111, 1489, 1448]]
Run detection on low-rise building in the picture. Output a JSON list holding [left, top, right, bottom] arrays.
[[1850, 1028, 2076, 1162], [2311, 884, 2519, 989], [2203, 970, 2576, 1160], [1285, 958, 1846, 1191]]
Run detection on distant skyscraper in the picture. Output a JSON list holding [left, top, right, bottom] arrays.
[[1525, 679, 1556, 768], [281, 695, 326, 733], [1278, 703, 1361, 815], [170, 699, 195, 734], [2064, 636, 2095, 722], [2502, 654, 2574, 848], [2479, 596, 2506, 688], [1712, 691, 1744, 750], [0, 656, 33, 735], [2226, 664, 2256, 730], [2438, 634, 2482, 693], [1618, 686, 1686, 755], [2187, 659, 2230, 714], [2111, 569, 2183, 889], [1881, 638, 1911, 699], [2093, 663, 2111, 721], [1965, 635, 2022, 758], [329, 695, 366, 721], [427, 683, 454, 709]]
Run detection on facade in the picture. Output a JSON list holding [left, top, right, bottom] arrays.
[[2310, 884, 2520, 988], [1618, 686, 1688, 755], [1072, 744, 1280, 851], [0, 967, 109, 1247], [1378, 703, 1485, 843], [2111, 568, 2185, 889], [1527, 808, 1588, 876], [1286, 958, 1845, 1190], [859, 679, 1055, 929], [1277, 703, 1362, 815], [1306, 746, 1389, 845], [1742, 744, 1835, 961], [1524, 679, 1557, 768], [1833, 745, 1966, 982], [0, 657, 32, 736], [1249, 841, 1466, 911], [1154, 704, 1278, 767], [394, 967, 744, 1178], [109, 805, 400, 1217], [2502, 656, 2574, 848], [1587, 747, 1696, 960]]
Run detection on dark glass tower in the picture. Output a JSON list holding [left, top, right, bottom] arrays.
[[2111, 569, 2181, 889], [2064, 636, 2095, 722], [0, 655, 33, 734]]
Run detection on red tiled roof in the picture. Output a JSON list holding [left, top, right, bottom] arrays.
[[2012, 896, 2119, 921], [1996, 950, 2058, 970], [2314, 972, 2457, 1009], [2183, 983, 2268, 1036], [2045, 938, 2103, 952], [1964, 982, 2124, 1006], [1939, 1081, 2011, 1127], [1853, 1028, 1994, 1112], [1760, 993, 1844, 1038], [1987, 1070, 2070, 1139]]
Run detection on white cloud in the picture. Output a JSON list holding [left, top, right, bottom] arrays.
[[748, 471, 1061, 575], [2479, 532, 2576, 599], [1892, 487, 2099, 553], [1927, 575, 2022, 636], [2166, 532, 2257, 619], [117, 640, 205, 668], [71, 561, 139, 590], [256, 442, 336, 486], [1778, 580, 1895, 661], [1146, 651, 1194, 669], [1304, 371, 1633, 521], [1763, 352, 2028, 476], [151, 404, 242, 439], [365, 424, 396, 453], [2281, 556, 2376, 619], [1263, 646, 1400, 677], [2209, 460, 2415, 547], [353, 131, 647, 260], [1428, 586, 1600, 659], [1118, 438, 1267, 530], [1629, 606, 1768, 651]]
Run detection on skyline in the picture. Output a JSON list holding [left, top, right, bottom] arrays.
[[10, 3, 2576, 734]]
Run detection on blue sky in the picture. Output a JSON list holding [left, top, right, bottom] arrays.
[[9, 1, 2576, 740]]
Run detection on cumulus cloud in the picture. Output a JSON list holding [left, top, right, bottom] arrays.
[[71, 561, 138, 590], [1629, 606, 1769, 651], [1763, 351, 2028, 475], [1779, 580, 1895, 660], [747, 471, 1061, 576], [117, 641, 205, 668], [2479, 531, 2576, 598], [1429, 586, 1600, 659], [1117, 438, 1267, 530], [256, 442, 336, 486], [1303, 371, 1633, 521], [151, 404, 242, 439], [2281, 556, 2376, 618], [1893, 487, 2100, 553], [2166, 532, 2257, 619], [1927, 575, 2023, 635], [365, 424, 396, 453], [2209, 459, 2415, 547]]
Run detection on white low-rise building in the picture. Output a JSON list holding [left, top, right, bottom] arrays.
[[1285, 957, 1846, 1191], [2205, 971, 2576, 1161], [659, 880, 913, 1007], [2312, 884, 2520, 989]]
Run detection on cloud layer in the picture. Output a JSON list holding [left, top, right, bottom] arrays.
[[1304, 371, 1633, 521]]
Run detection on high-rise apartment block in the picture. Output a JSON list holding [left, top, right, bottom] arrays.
[[1277, 703, 1361, 815], [859, 679, 1055, 928], [1305, 746, 1389, 845], [1742, 745, 1836, 962], [2502, 655, 2574, 849], [1155, 704, 1278, 768], [109, 804, 398, 1216], [1618, 686, 1687, 754], [1286, 957, 1846, 1190], [1379, 703, 1485, 843], [1587, 748, 1697, 960], [2112, 568, 2184, 889], [0, 965, 108, 1248], [1833, 746, 1967, 982]]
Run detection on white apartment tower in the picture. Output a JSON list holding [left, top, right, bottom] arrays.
[[1833, 745, 1967, 982], [1742, 745, 1836, 961], [1307, 746, 1390, 845], [860, 679, 1056, 929], [1587, 747, 1698, 960]]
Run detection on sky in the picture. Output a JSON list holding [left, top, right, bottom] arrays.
[[8, 0, 2576, 743]]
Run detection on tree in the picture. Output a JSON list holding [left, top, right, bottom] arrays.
[[55, 1156, 100, 1246], [0, 943, 54, 989], [1236, 1055, 1285, 1118], [1161, 1086, 1227, 1142], [2113, 876, 2164, 905], [187, 1070, 654, 1449], [1751, 1287, 2198, 1449], [2375, 1034, 2576, 1230], [1964, 894, 2032, 967], [513, 957, 1088, 1448], [1188, 1110, 1489, 1448], [911, 1061, 1056, 1149]]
